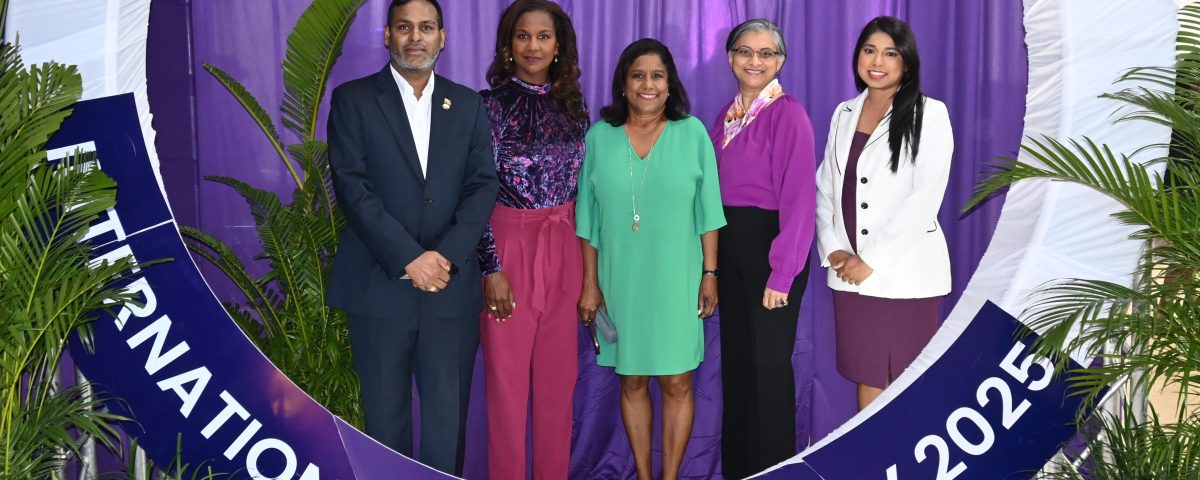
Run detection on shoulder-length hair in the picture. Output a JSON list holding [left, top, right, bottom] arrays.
[[599, 38, 691, 126], [853, 16, 926, 173], [485, 0, 587, 122]]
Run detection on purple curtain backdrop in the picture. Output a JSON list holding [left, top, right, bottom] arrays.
[[149, 0, 1024, 478]]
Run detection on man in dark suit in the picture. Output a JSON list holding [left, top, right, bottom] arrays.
[[325, 0, 497, 474]]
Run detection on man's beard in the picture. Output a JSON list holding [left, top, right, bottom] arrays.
[[393, 45, 440, 73]]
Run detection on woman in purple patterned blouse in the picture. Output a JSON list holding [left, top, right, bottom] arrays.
[[709, 19, 817, 480], [473, 1, 588, 478]]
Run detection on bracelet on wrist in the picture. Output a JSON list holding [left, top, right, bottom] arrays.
[[702, 269, 718, 277]]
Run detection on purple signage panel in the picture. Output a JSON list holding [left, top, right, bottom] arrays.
[[52, 94, 453, 479]]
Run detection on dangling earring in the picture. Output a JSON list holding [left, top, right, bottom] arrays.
[[508, 56, 513, 64], [554, 53, 559, 63]]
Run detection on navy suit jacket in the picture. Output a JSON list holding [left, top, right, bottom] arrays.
[[326, 66, 498, 319]]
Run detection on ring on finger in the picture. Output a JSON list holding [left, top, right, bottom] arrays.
[[489, 305, 498, 311]]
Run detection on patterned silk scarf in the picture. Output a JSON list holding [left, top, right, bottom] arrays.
[[722, 78, 784, 147]]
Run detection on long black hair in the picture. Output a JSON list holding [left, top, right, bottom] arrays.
[[599, 38, 691, 126], [485, 0, 587, 122], [853, 16, 925, 173]]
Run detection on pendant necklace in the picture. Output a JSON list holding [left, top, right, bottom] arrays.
[[627, 144, 651, 232], [626, 120, 665, 233]]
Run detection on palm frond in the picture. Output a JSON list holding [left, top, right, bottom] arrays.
[[179, 226, 285, 339], [203, 176, 310, 333], [114, 436, 238, 480], [0, 0, 8, 40], [1022, 265, 1200, 411], [289, 140, 339, 229], [1180, 4, 1200, 58], [191, 0, 365, 429], [0, 53, 81, 222], [0, 40, 137, 477], [968, 136, 1164, 234], [222, 303, 266, 349], [202, 64, 301, 190], [281, 0, 366, 142], [2, 152, 137, 420], [2, 385, 124, 480], [1042, 408, 1200, 479]]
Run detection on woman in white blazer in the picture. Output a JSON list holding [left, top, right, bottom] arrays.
[[815, 16, 953, 410]]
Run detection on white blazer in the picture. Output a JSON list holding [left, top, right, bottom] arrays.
[[815, 91, 953, 298]]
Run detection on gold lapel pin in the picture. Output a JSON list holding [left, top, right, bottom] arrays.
[[442, 98, 452, 110]]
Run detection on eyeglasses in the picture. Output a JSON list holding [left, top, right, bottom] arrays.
[[731, 47, 780, 61]]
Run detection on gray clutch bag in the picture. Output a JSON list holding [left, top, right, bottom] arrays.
[[595, 306, 618, 344]]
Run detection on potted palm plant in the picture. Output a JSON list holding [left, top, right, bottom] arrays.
[[969, 5, 1200, 477], [0, 39, 134, 478], [180, 0, 367, 427]]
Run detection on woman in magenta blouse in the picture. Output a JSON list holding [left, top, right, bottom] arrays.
[[708, 18, 816, 480], [473, 1, 588, 478]]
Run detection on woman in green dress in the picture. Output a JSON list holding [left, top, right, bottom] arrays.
[[576, 38, 725, 480]]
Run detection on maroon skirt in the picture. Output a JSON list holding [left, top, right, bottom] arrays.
[[833, 291, 941, 389], [835, 130, 942, 388]]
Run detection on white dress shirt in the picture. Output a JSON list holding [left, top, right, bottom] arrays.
[[390, 64, 434, 178]]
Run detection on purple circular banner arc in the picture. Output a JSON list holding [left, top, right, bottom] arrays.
[[56, 94, 457, 479], [26, 0, 1174, 478]]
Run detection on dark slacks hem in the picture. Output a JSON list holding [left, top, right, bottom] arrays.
[[348, 303, 480, 476], [717, 206, 808, 479]]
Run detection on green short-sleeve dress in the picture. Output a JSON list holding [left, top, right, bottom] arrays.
[[575, 116, 727, 375]]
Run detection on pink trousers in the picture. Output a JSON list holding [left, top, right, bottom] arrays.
[[481, 202, 582, 480]]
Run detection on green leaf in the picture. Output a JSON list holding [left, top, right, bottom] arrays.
[[969, 5, 1200, 472], [188, 0, 366, 429], [0, 41, 139, 476], [281, 0, 367, 142], [202, 64, 302, 190]]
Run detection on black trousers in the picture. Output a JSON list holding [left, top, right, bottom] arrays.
[[348, 304, 479, 476], [718, 206, 809, 479]]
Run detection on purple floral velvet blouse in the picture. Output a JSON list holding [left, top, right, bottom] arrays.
[[475, 77, 588, 275]]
